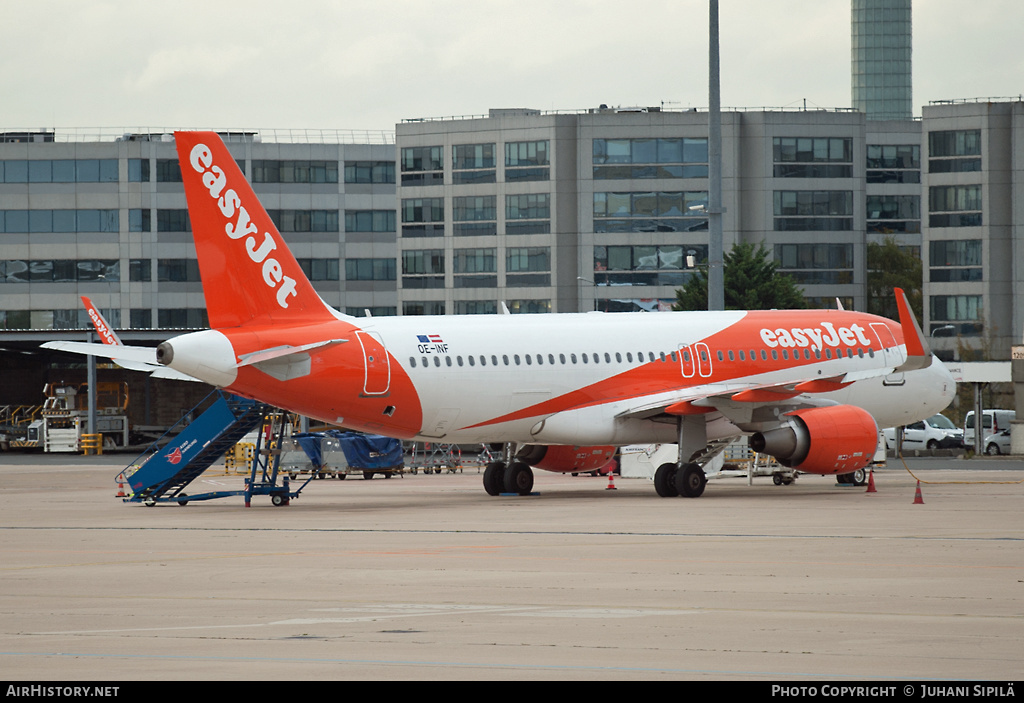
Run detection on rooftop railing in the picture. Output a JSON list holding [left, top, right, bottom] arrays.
[[0, 127, 395, 145]]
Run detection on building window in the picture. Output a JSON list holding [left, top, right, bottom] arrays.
[[453, 196, 496, 236], [401, 198, 444, 237], [773, 138, 853, 178], [453, 248, 497, 288], [0, 259, 119, 283], [805, 296, 854, 310], [928, 185, 982, 228], [345, 306, 397, 317], [128, 159, 151, 183], [594, 244, 699, 287], [866, 144, 920, 184], [158, 308, 209, 328], [298, 259, 340, 281], [403, 300, 445, 316], [129, 209, 151, 233], [506, 193, 550, 235], [344, 161, 395, 184], [130, 308, 152, 329], [866, 195, 920, 234], [454, 300, 498, 315], [929, 240, 982, 282], [1, 159, 118, 183], [593, 191, 708, 233], [508, 299, 551, 314], [157, 259, 201, 282], [507, 246, 550, 286], [401, 146, 443, 186], [402, 249, 445, 289], [252, 160, 338, 184], [774, 243, 854, 285], [157, 209, 191, 232], [593, 137, 708, 179], [129, 259, 152, 282], [345, 210, 396, 233], [267, 209, 339, 232], [453, 144, 496, 184], [928, 130, 981, 173], [0, 209, 118, 233], [505, 141, 549, 182], [156, 159, 183, 182], [345, 258, 395, 281], [773, 191, 853, 231], [930, 295, 983, 336]]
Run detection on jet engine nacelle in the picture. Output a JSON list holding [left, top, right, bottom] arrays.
[[516, 445, 617, 474], [748, 405, 877, 475]]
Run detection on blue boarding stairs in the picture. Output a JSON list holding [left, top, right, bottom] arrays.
[[118, 390, 298, 507]]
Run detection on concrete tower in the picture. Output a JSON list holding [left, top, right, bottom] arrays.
[[851, 0, 913, 120]]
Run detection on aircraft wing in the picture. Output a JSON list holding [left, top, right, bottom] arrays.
[[41, 341, 201, 383], [616, 373, 864, 423]]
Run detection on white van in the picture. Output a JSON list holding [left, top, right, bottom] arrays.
[[964, 409, 1016, 447], [883, 414, 963, 450]]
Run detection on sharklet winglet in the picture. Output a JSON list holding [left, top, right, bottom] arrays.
[[893, 287, 932, 372]]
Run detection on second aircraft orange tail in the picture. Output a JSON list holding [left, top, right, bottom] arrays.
[[174, 131, 337, 330]]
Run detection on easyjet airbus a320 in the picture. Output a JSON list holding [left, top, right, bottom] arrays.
[[46, 131, 955, 498]]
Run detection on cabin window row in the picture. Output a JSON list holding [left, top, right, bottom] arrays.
[[408, 346, 878, 369]]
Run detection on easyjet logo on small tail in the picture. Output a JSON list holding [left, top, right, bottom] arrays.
[[188, 143, 298, 309], [760, 322, 873, 351], [86, 307, 118, 346]]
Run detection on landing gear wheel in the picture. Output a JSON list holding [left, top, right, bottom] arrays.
[[483, 461, 506, 496], [654, 463, 679, 497], [674, 462, 706, 498], [851, 468, 867, 486], [837, 473, 851, 485], [503, 461, 534, 496]]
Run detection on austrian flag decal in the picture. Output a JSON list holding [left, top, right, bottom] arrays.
[[415, 334, 448, 353]]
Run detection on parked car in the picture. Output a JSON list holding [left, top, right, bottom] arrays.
[[983, 428, 1012, 455], [964, 409, 1016, 447], [883, 414, 963, 450]]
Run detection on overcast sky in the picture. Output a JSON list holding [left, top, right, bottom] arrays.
[[3, 0, 1021, 133]]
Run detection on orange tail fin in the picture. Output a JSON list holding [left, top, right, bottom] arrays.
[[174, 131, 336, 329]]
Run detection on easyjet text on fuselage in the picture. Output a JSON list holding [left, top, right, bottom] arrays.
[[759, 322, 873, 351]]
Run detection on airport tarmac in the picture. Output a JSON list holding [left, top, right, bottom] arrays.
[[0, 454, 1022, 681]]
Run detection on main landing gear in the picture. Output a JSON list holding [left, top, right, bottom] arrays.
[[483, 460, 535, 496], [653, 462, 707, 498], [652, 415, 710, 498]]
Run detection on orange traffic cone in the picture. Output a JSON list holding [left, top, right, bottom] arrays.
[[866, 470, 877, 493], [605, 471, 617, 490], [913, 480, 925, 504], [116, 481, 126, 498]]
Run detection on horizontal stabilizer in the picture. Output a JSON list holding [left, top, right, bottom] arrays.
[[235, 339, 348, 367], [41, 341, 200, 382], [42, 340, 158, 364]]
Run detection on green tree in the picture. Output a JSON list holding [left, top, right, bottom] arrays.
[[866, 237, 922, 321], [673, 242, 807, 311]]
